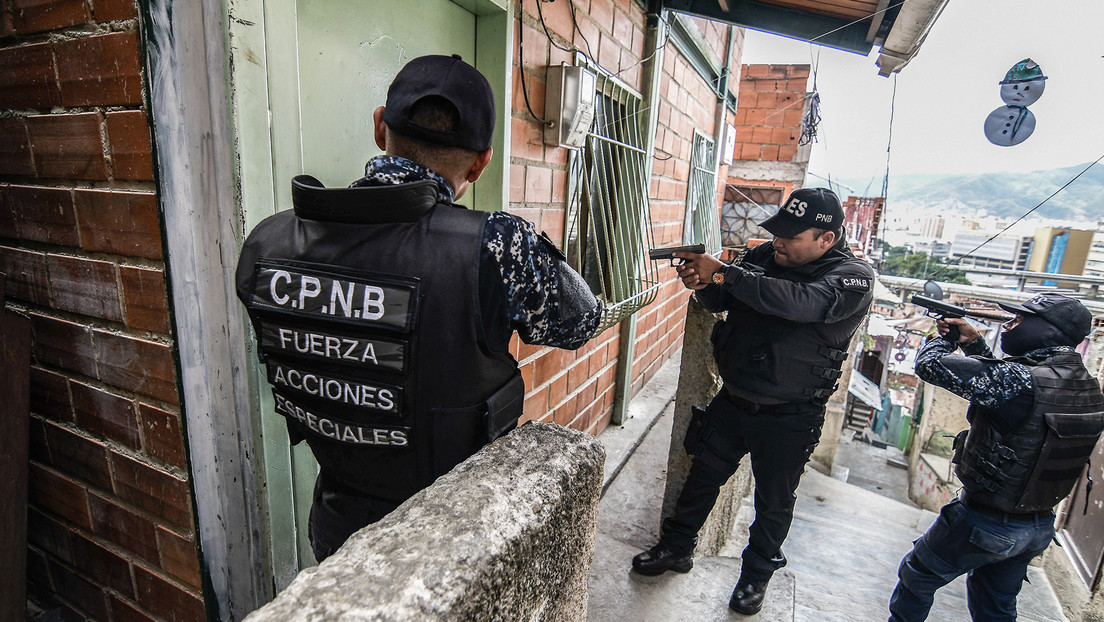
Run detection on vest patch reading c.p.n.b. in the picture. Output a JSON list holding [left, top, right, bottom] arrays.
[[248, 261, 418, 332], [838, 275, 871, 291], [267, 358, 402, 415], [273, 391, 411, 447], [259, 323, 406, 373]]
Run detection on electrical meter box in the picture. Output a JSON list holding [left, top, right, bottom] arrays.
[[544, 64, 596, 148]]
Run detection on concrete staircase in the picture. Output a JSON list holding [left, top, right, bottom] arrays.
[[587, 356, 1068, 622]]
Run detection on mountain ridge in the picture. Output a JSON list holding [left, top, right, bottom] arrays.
[[832, 163, 1104, 226]]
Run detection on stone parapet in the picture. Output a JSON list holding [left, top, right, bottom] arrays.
[[245, 422, 605, 622]]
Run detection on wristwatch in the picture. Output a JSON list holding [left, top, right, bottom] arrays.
[[711, 269, 725, 285]]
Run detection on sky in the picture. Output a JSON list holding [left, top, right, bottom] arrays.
[[739, 0, 1104, 189]]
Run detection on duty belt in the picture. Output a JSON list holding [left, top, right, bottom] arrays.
[[724, 386, 817, 415], [958, 491, 1053, 522]]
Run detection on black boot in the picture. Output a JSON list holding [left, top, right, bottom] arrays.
[[631, 542, 693, 576], [729, 578, 768, 615]]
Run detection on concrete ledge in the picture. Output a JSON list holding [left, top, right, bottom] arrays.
[[245, 422, 605, 622]]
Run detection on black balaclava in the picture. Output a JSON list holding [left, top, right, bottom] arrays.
[[1000, 314, 1077, 356]]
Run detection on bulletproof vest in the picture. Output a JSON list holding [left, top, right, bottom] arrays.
[[711, 253, 866, 404], [237, 176, 523, 502], [957, 352, 1104, 512]]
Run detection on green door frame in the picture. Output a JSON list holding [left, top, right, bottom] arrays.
[[226, 0, 513, 587]]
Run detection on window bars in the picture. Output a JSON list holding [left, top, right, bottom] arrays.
[[565, 60, 659, 332], [684, 130, 721, 254]]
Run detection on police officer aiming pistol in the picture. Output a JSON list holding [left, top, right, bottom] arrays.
[[632, 187, 875, 615], [889, 294, 1104, 621], [236, 55, 602, 561]]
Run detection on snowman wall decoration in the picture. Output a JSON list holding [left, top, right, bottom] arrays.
[[984, 58, 1047, 147]]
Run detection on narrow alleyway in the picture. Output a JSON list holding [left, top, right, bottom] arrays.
[[588, 356, 1067, 621]]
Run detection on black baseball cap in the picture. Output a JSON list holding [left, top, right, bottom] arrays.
[[998, 294, 1093, 343], [382, 54, 496, 152], [760, 187, 845, 238]]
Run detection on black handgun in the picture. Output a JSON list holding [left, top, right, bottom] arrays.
[[911, 294, 1011, 343], [648, 243, 706, 266]]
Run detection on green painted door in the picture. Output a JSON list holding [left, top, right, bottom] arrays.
[[229, 0, 512, 588]]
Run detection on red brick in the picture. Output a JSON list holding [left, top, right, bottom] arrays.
[[121, 266, 170, 333], [70, 531, 136, 598], [138, 402, 185, 467], [43, 420, 113, 490], [92, 330, 178, 403], [510, 116, 543, 161], [109, 595, 158, 622], [0, 43, 61, 109], [157, 526, 201, 589], [11, 0, 91, 34], [612, 6, 633, 44], [524, 165, 552, 203], [523, 385, 549, 419], [509, 163, 526, 204], [29, 462, 92, 529], [0, 117, 33, 175], [74, 189, 161, 258], [46, 558, 109, 619], [7, 184, 80, 246], [133, 565, 205, 622], [110, 452, 191, 530], [105, 110, 154, 180], [27, 112, 109, 180], [0, 245, 51, 306], [28, 415, 50, 463], [93, 0, 138, 22], [72, 379, 140, 448], [26, 506, 73, 564], [533, 348, 565, 386], [55, 31, 143, 106], [0, 6, 12, 36], [30, 365, 74, 422], [30, 313, 97, 378], [88, 491, 159, 562], [46, 253, 124, 321]]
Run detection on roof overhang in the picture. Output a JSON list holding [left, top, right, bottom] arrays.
[[656, 0, 949, 75]]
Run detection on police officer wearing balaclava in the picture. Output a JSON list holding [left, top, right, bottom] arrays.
[[889, 294, 1104, 621], [631, 187, 875, 615], [236, 55, 601, 561]]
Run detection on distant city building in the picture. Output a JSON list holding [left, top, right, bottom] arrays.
[[913, 239, 951, 259], [920, 216, 944, 239], [842, 195, 883, 258], [1027, 227, 1094, 282], [1084, 221, 1104, 278], [949, 233, 1033, 270]]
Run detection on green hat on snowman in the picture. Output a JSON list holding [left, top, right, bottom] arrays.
[[1000, 58, 1047, 84]]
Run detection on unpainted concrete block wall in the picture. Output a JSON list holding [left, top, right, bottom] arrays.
[[245, 422, 604, 622]]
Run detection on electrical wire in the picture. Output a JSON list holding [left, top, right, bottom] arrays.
[[517, 13, 552, 125]]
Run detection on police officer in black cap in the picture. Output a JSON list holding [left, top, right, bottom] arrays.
[[631, 187, 875, 615], [889, 293, 1104, 621], [236, 55, 602, 561]]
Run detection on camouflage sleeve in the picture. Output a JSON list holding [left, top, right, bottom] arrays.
[[915, 336, 1032, 409], [483, 212, 602, 349]]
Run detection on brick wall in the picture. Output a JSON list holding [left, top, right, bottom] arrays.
[[511, 2, 738, 433], [0, 1, 202, 620], [733, 64, 810, 163]]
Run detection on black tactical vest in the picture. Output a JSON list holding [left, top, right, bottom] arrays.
[[236, 176, 523, 502], [958, 352, 1104, 513], [711, 252, 868, 405]]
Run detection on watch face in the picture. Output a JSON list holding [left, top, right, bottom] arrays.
[[712, 271, 724, 285]]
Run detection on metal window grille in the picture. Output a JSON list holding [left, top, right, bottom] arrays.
[[684, 131, 721, 254], [721, 185, 782, 248], [565, 60, 659, 332]]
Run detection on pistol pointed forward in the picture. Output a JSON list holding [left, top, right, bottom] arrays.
[[648, 243, 706, 267], [911, 294, 1012, 342]]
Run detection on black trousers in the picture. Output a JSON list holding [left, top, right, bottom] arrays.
[[661, 390, 825, 582], [308, 473, 400, 562]]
